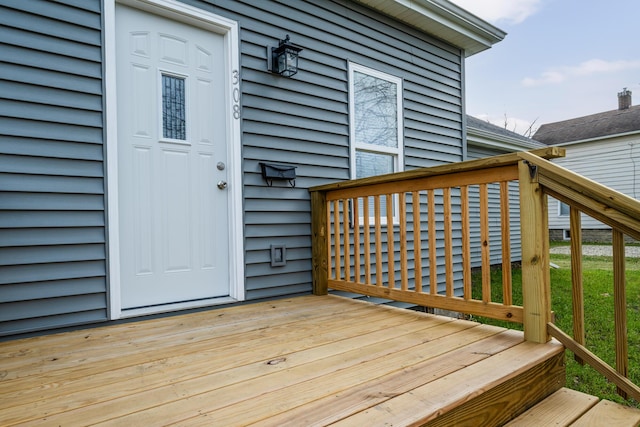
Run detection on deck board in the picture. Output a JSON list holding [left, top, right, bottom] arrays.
[[505, 388, 599, 426], [0, 294, 625, 426], [572, 399, 640, 427]]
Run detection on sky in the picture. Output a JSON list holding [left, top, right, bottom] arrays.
[[448, 0, 640, 136]]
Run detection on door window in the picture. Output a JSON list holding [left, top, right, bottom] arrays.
[[161, 73, 187, 140]]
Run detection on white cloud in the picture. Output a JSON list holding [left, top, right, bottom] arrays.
[[522, 59, 640, 87], [449, 0, 542, 25]]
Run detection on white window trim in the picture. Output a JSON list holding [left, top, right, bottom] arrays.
[[104, 0, 244, 320]]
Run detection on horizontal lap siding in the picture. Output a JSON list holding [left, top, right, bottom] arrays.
[[203, 0, 463, 300], [548, 137, 640, 230], [0, 0, 106, 336]]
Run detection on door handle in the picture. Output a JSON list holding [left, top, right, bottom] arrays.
[[217, 180, 228, 190]]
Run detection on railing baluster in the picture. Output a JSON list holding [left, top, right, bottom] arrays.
[[444, 187, 454, 297], [333, 200, 341, 281], [326, 198, 332, 281], [374, 195, 382, 287], [613, 229, 628, 399], [428, 189, 437, 295], [461, 185, 471, 300], [500, 181, 512, 306], [480, 183, 491, 303], [343, 199, 350, 282], [363, 196, 371, 284], [387, 194, 395, 289], [413, 191, 423, 293], [353, 198, 360, 284], [570, 206, 585, 364], [399, 193, 408, 291]]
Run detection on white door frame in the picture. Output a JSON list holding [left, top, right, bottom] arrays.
[[104, 0, 244, 319]]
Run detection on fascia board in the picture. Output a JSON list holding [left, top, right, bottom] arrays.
[[353, 0, 506, 56]]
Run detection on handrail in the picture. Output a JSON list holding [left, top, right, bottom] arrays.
[[520, 152, 640, 400], [309, 147, 640, 401]]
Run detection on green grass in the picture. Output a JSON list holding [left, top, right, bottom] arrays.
[[470, 254, 640, 407]]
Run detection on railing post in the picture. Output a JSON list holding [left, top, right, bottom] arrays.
[[310, 190, 328, 295], [518, 160, 551, 343], [570, 206, 585, 364], [613, 229, 628, 399]]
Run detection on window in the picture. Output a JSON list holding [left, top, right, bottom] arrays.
[[161, 73, 187, 140], [558, 201, 570, 217], [349, 63, 404, 180], [349, 64, 403, 223]]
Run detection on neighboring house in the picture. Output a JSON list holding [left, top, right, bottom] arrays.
[[0, 0, 507, 337], [534, 89, 640, 242]]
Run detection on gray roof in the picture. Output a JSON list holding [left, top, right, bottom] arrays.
[[466, 115, 539, 145], [533, 105, 640, 145]]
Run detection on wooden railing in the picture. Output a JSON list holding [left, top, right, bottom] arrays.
[[309, 147, 640, 401], [518, 151, 640, 401]]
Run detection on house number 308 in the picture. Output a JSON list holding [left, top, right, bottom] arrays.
[[232, 70, 240, 120]]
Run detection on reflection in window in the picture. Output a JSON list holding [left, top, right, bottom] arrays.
[[162, 74, 186, 140], [356, 151, 395, 217], [355, 151, 393, 179], [349, 64, 403, 181], [353, 71, 398, 149]]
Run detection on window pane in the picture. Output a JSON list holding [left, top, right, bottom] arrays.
[[355, 150, 393, 179], [162, 74, 186, 140], [354, 71, 398, 148], [356, 151, 395, 219], [559, 201, 570, 216]]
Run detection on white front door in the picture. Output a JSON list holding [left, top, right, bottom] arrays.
[[115, 4, 230, 309]]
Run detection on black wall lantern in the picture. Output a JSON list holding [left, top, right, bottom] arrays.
[[269, 35, 303, 77]]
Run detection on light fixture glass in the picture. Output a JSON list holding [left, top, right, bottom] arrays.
[[271, 35, 303, 77]]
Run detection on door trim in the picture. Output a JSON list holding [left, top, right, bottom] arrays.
[[104, 0, 244, 320]]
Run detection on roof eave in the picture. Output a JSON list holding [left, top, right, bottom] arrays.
[[467, 126, 545, 152], [552, 129, 640, 147], [352, 0, 506, 56]]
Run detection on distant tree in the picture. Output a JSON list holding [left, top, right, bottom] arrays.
[[522, 118, 539, 138], [490, 114, 539, 138]]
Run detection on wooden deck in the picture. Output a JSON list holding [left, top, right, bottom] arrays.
[[0, 294, 637, 426]]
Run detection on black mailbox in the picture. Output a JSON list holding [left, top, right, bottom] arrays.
[[260, 162, 297, 187]]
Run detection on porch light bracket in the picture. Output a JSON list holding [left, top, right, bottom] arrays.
[[268, 35, 303, 77]]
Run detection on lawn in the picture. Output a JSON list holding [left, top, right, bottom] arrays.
[[470, 250, 640, 407]]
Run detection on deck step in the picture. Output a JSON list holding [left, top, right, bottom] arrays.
[[506, 387, 640, 426], [421, 339, 565, 426]]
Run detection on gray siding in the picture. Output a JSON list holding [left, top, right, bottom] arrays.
[[0, 0, 107, 336], [548, 135, 640, 232], [206, 0, 465, 300]]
